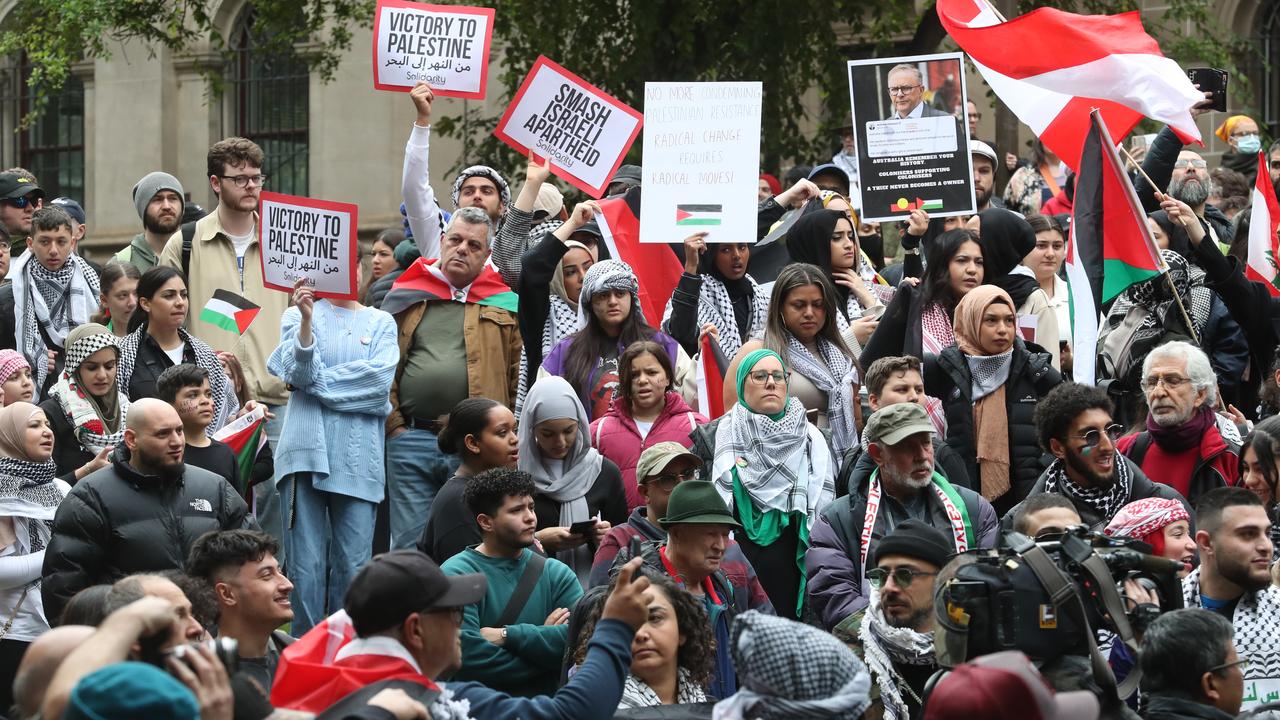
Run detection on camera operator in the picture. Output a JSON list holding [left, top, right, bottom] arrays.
[[40, 595, 233, 720], [1005, 384, 1190, 532], [1182, 487, 1280, 713], [1139, 609, 1244, 720]]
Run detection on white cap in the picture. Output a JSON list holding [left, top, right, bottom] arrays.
[[971, 140, 998, 165]]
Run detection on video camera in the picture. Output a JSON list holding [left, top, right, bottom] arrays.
[[934, 524, 1183, 694]]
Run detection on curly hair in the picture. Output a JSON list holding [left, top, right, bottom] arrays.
[[207, 136, 264, 177], [572, 567, 715, 690], [463, 467, 536, 519], [1033, 382, 1114, 452]]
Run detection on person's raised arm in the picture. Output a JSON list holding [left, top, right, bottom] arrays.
[[1136, 93, 1213, 214], [665, 232, 711, 356], [402, 82, 443, 261], [757, 178, 819, 240], [492, 153, 549, 288]]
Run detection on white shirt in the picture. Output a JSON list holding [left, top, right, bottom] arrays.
[[226, 228, 256, 259], [896, 101, 926, 120], [634, 419, 654, 440]]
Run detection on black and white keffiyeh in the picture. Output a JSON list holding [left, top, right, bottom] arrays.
[[49, 327, 129, 454], [784, 334, 859, 456], [116, 325, 240, 436], [1041, 456, 1134, 522], [0, 459, 61, 553], [1182, 568, 1280, 701], [11, 251, 100, 390], [714, 610, 872, 720], [1102, 249, 1212, 352], [966, 349, 1013, 402], [859, 587, 937, 720], [698, 275, 766, 359], [711, 396, 834, 531], [619, 669, 708, 709], [577, 259, 645, 326]]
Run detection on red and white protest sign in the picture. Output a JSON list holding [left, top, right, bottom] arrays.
[[259, 191, 360, 301], [372, 0, 494, 99], [494, 56, 643, 198]]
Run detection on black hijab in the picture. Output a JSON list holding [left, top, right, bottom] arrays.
[[698, 239, 754, 300], [1148, 210, 1195, 262], [977, 208, 1039, 307], [787, 208, 854, 312]]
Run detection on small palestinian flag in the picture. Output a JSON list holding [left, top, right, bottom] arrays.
[[675, 204, 723, 227], [201, 290, 261, 335], [213, 404, 267, 500]]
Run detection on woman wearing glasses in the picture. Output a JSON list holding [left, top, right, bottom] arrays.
[[925, 285, 1062, 516], [693, 348, 837, 617], [722, 263, 861, 458], [590, 341, 707, 511]]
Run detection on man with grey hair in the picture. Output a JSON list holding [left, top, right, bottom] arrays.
[[1167, 149, 1234, 247], [883, 63, 948, 121], [380, 207, 521, 549], [1140, 609, 1244, 720], [1117, 340, 1240, 506]]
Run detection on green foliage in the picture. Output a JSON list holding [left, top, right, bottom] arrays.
[[0, 0, 375, 126]]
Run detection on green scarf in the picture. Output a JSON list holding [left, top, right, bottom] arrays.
[[735, 348, 788, 422]]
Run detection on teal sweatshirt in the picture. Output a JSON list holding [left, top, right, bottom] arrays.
[[441, 547, 584, 697]]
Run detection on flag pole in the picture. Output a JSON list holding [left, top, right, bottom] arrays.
[[978, 0, 1008, 22], [1118, 145, 1162, 197]]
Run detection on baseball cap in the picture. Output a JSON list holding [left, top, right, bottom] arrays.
[[864, 403, 935, 446], [923, 651, 1099, 720], [51, 197, 86, 224], [344, 550, 486, 636], [532, 183, 564, 221], [0, 172, 43, 201], [636, 442, 701, 484], [971, 140, 998, 165], [610, 164, 642, 189]]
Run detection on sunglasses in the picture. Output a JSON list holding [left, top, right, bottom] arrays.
[[867, 566, 937, 589], [2, 196, 38, 209], [1071, 423, 1124, 449]]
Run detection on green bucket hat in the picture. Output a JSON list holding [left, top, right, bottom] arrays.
[[659, 480, 741, 528]]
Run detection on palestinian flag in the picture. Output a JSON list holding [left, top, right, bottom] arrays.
[[696, 333, 727, 420], [200, 290, 260, 336], [889, 197, 944, 213], [598, 187, 684, 325], [380, 257, 518, 316], [675, 204, 723, 227], [212, 404, 267, 500], [1066, 108, 1164, 383], [1246, 151, 1280, 296]]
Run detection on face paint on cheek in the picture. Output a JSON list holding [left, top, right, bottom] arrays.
[[1080, 445, 1094, 457]]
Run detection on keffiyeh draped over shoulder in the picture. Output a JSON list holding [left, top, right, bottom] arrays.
[[116, 325, 239, 435], [0, 402, 65, 554], [10, 251, 100, 390], [49, 324, 129, 455], [713, 610, 872, 720]]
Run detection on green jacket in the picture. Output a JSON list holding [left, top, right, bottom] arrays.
[[114, 233, 159, 273], [441, 547, 583, 697]]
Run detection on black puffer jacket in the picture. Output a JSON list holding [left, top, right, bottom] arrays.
[[41, 447, 255, 622], [925, 339, 1062, 516]]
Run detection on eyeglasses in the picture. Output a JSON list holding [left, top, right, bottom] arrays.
[[888, 85, 921, 96], [1173, 159, 1208, 169], [217, 174, 268, 188], [867, 566, 937, 589], [1072, 423, 1124, 449], [1, 196, 38, 209], [1139, 374, 1191, 391], [646, 468, 701, 490], [747, 370, 790, 385], [1208, 657, 1250, 675]]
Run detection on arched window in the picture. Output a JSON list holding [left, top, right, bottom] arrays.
[[1256, 3, 1280, 137], [0, 59, 85, 200], [226, 8, 309, 195]]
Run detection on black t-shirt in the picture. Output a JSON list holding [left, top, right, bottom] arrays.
[[184, 440, 239, 487]]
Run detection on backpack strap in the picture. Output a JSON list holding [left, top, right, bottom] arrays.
[[1127, 432, 1152, 466], [181, 221, 196, 277], [496, 551, 546, 627]]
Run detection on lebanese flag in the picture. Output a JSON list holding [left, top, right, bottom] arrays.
[[696, 333, 727, 419], [938, 0, 1202, 170], [1067, 109, 1165, 383], [596, 186, 684, 325], [1246, 152, 1280, 296], [270, 609, 438, 712]]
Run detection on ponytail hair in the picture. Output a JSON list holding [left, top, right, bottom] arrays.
[[437, 397, 503, 456]]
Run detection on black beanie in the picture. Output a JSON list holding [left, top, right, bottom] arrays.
[[873, 519, 954, 569]]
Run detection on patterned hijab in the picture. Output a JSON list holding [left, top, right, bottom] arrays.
[[714, 611, 872, 720], [952, 286, 1015, 501], [577, 259, 645, 327], [50, 323, 128, 453]]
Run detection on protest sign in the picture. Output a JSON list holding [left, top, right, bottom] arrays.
[[372, 0, 494, 99], [494, 56, 643, 198], [258, 191, 360, 300], [847, 52, 975, 223], [639, 82, 762, 244]]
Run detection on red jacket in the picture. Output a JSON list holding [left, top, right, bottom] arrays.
[[589, 392, 707, 509], [1116, 422, 1239, 505]]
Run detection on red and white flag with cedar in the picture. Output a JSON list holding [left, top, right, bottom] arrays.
[[937, 0, 1202, 169], [1246, 152, 1280, 296]]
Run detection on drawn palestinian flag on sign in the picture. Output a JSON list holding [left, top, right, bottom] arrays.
[[200, 290, 261, 335], [675, 204, 723, 226]]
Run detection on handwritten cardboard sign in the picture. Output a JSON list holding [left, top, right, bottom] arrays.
[[372, 0, 494, 99], [639, 82, 762, 243], [494, 56, 643, 198], [259, 191, 359, 300]]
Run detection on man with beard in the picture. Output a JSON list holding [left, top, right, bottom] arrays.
[[1181, 487, 1280, 714], [1167, 150, 1234, 248], [118, 172, 184, 272], [971, 140, 1001, 212], [808, 403, 996, 637], [0, 171, 43, 244], [41, 398, 253, 621], [1002, 383, 1189, 532], [858, 520, 949, 720], [440, 468, 583, 697], [1116, 341, 1239, 506]]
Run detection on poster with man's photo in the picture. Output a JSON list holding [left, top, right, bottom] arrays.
[[847, 52, 976, 223]]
